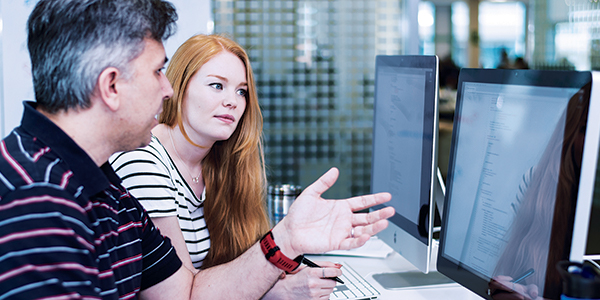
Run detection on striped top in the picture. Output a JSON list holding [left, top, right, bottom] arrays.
[[0, 102, 182, 299], [110, 136, 211, 268]]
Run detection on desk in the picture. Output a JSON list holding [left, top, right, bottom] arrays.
[[307, 251, 482, 300]]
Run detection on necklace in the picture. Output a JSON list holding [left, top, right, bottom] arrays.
[[168, 129, 201, 184]]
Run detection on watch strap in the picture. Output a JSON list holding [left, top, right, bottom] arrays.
[[260, 230, 303, 273]]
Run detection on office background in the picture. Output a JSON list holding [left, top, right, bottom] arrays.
[[209, 0, 600, 200], [0, 1, 598, 233]]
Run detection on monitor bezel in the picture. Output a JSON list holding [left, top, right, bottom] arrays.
[[370, 54, 440, 274], [437, 68, 599, 299], [574, 72, 600, 261]]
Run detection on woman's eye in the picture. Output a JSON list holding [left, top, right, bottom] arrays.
[[237, 89, 248, 97], [209, 83, 223, 90]]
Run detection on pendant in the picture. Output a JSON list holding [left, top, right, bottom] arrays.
[[192, 177, 200, 183]]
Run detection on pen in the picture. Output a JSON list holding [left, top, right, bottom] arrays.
[[302, 257, 344, 284], [511, 268, 535, 284]]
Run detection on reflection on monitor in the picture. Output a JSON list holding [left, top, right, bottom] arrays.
[[438, 69, 600, 300], [370, 55, 449, 284]]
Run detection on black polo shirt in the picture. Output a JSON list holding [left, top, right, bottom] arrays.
[[0, 101, 182, 299]]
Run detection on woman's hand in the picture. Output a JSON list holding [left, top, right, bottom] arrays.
[[262, 261, 342, 300], [489, 275, 543, 300]]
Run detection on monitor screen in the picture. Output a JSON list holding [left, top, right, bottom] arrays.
[[371, 55, 441, 274], [437, 69, 600, 300]]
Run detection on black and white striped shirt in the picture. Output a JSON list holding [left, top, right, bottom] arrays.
[[111, 136, 211, 268]]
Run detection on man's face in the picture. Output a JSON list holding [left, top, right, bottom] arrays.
[[116, 38, 173, 151]]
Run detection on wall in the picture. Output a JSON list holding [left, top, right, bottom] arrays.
[[0, 0, 211, 138]]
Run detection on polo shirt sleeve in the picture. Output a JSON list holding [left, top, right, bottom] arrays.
[[136, 199, 183, 290]]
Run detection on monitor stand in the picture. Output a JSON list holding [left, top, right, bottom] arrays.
[[372, 241, 455, 289], [372, 169, 455, 289], [373, 270, 453, 289]]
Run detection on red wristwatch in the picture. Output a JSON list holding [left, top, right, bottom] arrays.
[[260, 230, 303, 273]]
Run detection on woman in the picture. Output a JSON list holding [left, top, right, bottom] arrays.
[[110, 34, 340, 299]]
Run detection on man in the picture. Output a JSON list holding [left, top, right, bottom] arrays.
[[0, 0, 394, 299]]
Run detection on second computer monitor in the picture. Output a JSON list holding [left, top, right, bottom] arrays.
[[437, 69, 600, 299], [371, 55, 440, 274]]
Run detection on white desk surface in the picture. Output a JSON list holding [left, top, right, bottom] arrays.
[[306, 251, 482, 300]]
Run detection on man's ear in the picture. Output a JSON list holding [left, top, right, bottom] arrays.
[[97, 67, 121, 111]]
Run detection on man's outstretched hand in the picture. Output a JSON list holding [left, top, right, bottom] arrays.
[[272, 167, 395, 258]]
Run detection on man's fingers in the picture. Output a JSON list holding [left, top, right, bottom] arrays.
[[337, 220, 390, 250], [352, 206, 395, 226], [354, 220, 390, 237], [301, 167, 339, 198], [346, 192, 392, 212], [338, 234, 371, 250]]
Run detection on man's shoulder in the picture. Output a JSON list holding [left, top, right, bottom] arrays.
[[0, 129, 77, 197]]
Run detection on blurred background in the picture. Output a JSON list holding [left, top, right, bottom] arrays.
[[1, 0, 599, 200], [209, 0, 598, 198]]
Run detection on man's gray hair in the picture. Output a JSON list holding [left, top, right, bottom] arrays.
[[27, 0, 178, 113]]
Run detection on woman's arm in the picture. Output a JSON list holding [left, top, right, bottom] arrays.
[[152, 216, 200, 275]]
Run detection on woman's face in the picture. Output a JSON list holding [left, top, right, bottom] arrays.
[[182, 51, 248, 146]]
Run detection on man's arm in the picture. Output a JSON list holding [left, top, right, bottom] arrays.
[[140, 167, 394, 299], [0, 188, 102, 299], [140, 242, 286, 299]]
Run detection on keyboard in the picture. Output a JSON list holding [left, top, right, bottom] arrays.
[[329, 263, 380, 300]]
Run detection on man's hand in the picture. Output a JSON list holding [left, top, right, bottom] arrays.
[[272, 167, 395, 257]]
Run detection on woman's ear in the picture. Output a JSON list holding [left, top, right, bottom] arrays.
[[96, 67, 121, 111]]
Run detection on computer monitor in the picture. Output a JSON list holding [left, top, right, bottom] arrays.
[[370, 55, 451, 287], [585, 144, 600, 264], [586, 161, 600, 263], [437, 68, 600, 299]]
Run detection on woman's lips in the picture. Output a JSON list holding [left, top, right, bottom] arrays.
[[215, 114, 235, 123]]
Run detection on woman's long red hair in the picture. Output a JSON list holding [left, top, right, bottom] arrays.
[[161, 34, 270, 268]]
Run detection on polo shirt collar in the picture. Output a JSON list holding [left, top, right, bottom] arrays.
[[18, 101, 118, 198]]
